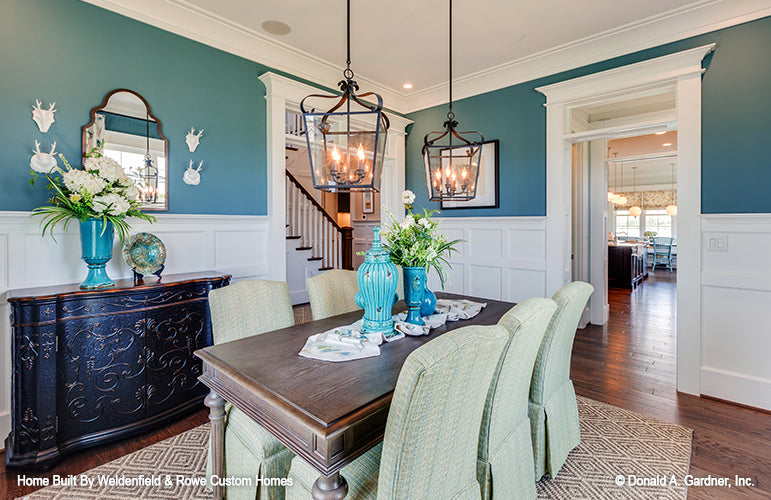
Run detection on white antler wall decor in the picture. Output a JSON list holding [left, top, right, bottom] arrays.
[[185, 127, 204, 152], [30, 140, 58, 173], [183, 160, 204, 185], [32, 99, 57, 133]]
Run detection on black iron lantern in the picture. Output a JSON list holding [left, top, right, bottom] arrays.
[[423, 0, 484, 202], [301, 0, 389, 192]]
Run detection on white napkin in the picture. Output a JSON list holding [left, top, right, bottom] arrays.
[[299, 325, 383, 362], [436, 299, 487, 321], [394, 312, 449, 336]]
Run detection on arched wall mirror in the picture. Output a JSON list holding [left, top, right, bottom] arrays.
[[82, 89, 168, 211]]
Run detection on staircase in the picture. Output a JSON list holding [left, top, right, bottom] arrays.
[[285, 169, 353, 304]]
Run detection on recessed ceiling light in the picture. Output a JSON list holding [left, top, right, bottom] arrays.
[[403, 83, 413, 89], [655, 131, 666, 135], [662, 143, 673, 146], [261, 20, 291, 36]]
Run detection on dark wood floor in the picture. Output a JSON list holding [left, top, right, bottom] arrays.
[[3, 271, 769, 499]]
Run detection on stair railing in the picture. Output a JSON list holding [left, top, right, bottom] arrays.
[[286, 170, 353, 270]]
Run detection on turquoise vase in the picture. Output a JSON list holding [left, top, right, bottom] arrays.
[[354, 227, 399, 340], [79, 218, 115, 289], [420, 284, 437, 317], [403, 266, 426, 325]]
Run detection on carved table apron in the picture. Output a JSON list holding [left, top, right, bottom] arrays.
[[5, 271, 230, 469], [195, 293, 513, 500]]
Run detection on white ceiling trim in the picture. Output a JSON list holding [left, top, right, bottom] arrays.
[[82, 0, 770, 115]]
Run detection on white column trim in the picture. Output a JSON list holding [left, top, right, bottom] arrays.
[[536, 44, 715, 396]]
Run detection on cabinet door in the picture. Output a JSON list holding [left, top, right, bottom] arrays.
[[56, 313, 146, 443], [144, 290, 213, 417]]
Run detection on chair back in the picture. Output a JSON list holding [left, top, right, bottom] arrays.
[[306, 269, 361, 320], [377, 324, 509, 500], [482, 298, 557, 454], [208, 279, 294, 345], [530, 282, 593, 405], [652, 237, 674, 256]]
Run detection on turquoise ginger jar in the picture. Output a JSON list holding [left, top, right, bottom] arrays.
[[355, 227, 399, 340]]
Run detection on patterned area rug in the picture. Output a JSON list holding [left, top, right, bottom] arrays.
[[18, 396, 691, 500]]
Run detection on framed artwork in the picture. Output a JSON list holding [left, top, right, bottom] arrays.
[[362, 191, 374, 213], [441, 139, 499, 209]]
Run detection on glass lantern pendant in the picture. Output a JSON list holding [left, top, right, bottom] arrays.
[[423, 0, 484, 202], [140, 112, 158, 203], [300, 0, 389, 192]]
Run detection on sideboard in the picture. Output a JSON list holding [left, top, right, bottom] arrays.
[[4, 271, 230, 469]]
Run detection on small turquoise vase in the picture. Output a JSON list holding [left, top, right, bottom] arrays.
[[79, 218, 115, 289], [354, 227, 399, 340], [420, 284, 437, 317], [403, 266, 426, 325]]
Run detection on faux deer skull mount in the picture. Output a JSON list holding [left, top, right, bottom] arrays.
[[32, 99, 57, 133], [183, 160, 203, 186], [185, 127, 204, 152], [30, 140, 58, 173]]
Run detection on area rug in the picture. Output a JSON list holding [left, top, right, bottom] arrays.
[[17, 396, 692, 500]]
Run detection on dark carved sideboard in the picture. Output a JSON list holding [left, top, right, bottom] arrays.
[[4, 271, 230, 469]]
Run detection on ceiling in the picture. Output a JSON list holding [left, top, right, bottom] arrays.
[[83, 0, 771, 113], [609, 131, 678, 188]]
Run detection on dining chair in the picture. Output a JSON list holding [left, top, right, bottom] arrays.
[[529, 281, 594, 481], [306, 269, 404, 320], [306, 269, 361, 320], [478, 297, 557, 499], [286, 323, 510, 500], [207, 279, 295, 500], [651, 236, 675, 271]]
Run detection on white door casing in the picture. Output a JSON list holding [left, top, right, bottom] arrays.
[[536, 44, 716, 396]]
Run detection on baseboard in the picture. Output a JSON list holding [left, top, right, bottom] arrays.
[[701, 367, 771, 411]]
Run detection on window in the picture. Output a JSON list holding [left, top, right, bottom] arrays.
[[644, 210, 672, 237], [615, 210, 641, 238]]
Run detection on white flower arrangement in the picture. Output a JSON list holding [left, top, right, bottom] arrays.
[[30, 150, 154, 242], [382, 190, 462, 288]]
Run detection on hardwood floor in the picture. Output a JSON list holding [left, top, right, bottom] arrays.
[[3, 271, 769, 498]]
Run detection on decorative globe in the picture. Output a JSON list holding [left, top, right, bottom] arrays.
[[629, 206, 642, 217], [617, 195, 628, 205], [666, 204, 678, 216]]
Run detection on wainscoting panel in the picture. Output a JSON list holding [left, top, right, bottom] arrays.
[[0, 211, 273, 450], [700, 214, 771, 411], [428, 217, 547, 302]]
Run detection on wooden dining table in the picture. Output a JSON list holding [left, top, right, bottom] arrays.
[[195, 293, 514, 500]]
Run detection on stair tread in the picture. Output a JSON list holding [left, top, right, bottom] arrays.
[[318, 266, 334, 271], [296, 246, 313, 251], [286, 235, 301, 240], [307, 257, 323, 261]]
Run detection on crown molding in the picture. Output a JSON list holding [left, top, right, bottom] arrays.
[[82, 0, 770, 114]]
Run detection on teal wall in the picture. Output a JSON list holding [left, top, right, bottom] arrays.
[[405, 16, 771, 216], [1, 0, 273, 215]]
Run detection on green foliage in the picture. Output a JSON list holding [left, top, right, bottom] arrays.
[[382, 200, 462, 289]]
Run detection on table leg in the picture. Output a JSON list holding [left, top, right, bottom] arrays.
[[205, 390, 226, 500], [311, 471, 348, 500]]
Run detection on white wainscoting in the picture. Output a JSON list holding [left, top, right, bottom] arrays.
[[429, 217, 547, 303], [700, 214, 771, 411], [0, 211, 272, 450]]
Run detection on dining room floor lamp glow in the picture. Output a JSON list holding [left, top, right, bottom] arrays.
[[422, 0, 485, 202], [300, 0, 389, 192]]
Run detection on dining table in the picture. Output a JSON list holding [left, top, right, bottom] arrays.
[[195, 292, 514, 500]]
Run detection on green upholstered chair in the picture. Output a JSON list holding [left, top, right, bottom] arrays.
[[287, 324, 510, 500], [478, 298, 557, 500], [306, 269, 404, 321], [306, 269, 360, 320], [206, 279, 295, 500], [529, 281, 594, 481]]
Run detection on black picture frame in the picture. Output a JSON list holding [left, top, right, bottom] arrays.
[[440, 139, 499, 210]]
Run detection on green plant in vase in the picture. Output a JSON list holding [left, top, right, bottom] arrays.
[[30, 148, 155, 288], [383, 190, 462, 324]]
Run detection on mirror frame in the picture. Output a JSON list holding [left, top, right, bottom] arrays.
[[82, 88, 169, 211]]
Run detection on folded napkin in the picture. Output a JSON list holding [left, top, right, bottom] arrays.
[[299, 326, 383, 362], [436, 299, 487, 321], [394, 312, 449, 336]]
